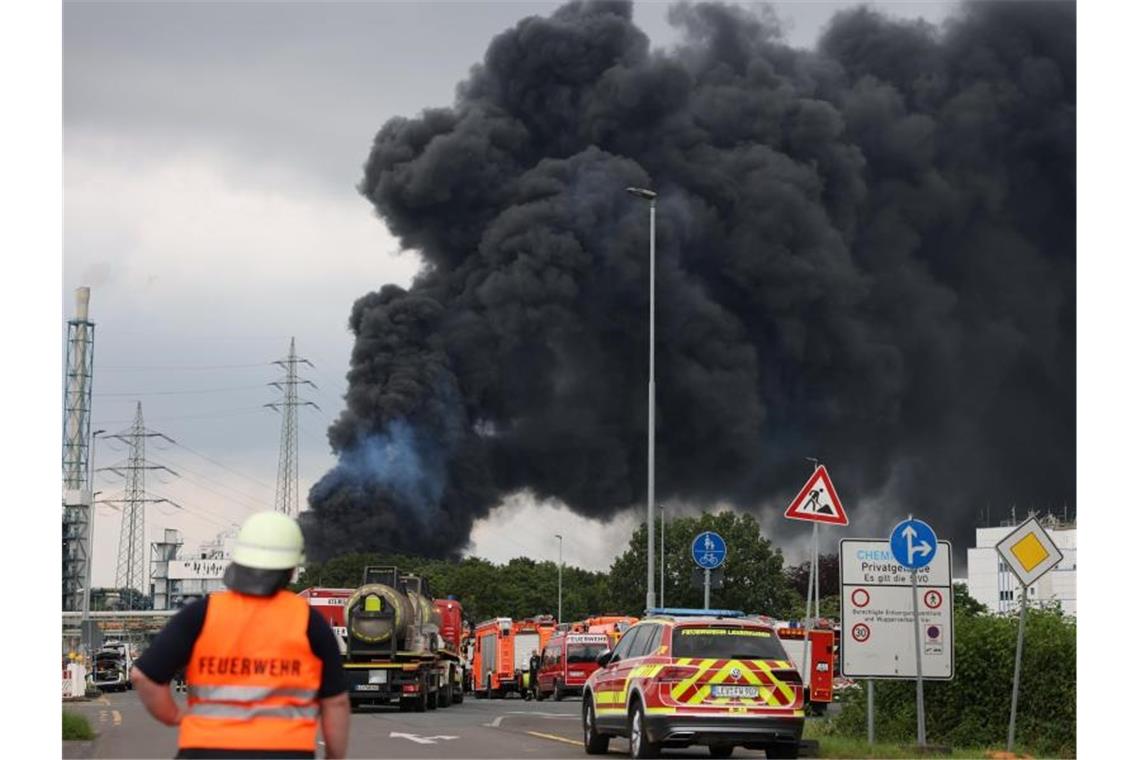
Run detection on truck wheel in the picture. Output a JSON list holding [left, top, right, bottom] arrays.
[[415, 689, 428, 713], [708, 745, 734, 758], [427, 689, 438, 710], [583, 699, 610, 755], [439, 685, 451, 708]]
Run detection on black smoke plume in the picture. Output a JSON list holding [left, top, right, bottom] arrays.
[[304, 0, 1075, 561]]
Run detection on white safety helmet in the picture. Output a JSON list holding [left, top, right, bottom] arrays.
[[231, 511, 305, 570]]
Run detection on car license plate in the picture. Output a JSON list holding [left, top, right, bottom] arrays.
[[369, 670, 388, 684], [712, 685, 758, 698], [356, 684, 380, 691]]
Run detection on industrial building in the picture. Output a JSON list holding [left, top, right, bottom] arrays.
[[149, 528, 236, 610], [966, 515, 1076, 616]]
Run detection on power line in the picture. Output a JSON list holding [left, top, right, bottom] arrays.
[[145, 451, 268, 516], [99, 363, 272, 371], [95, 384, 268, 397], [166, 439, 276, 493], [94, 407, 268, 425]]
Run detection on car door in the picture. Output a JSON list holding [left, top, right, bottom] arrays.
[[592, 625, 646, 730], [621, 623, 661, 708]]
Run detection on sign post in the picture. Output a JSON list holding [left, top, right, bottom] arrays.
[[889, 517, 939, 748], [784, 462, 848, 682], [691, 531, 726, 610], [994, 517, 1064, 752]]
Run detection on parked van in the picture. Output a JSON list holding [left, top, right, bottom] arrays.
[[536, 632, 609, 701]]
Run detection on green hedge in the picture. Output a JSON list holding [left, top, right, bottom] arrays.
[[834, 607, 1075, 756], [62, 710, 95, 741]]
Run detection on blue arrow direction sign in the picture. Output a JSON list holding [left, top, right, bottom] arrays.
[[692, 531, 727, 569], [889, 518, 938, 570]]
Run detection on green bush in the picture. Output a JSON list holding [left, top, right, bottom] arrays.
[[62, 711, 95, 741], [834, 606, 1075, 756]]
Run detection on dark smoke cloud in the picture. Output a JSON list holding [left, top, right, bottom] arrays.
[[304, 0, 1075, 561]]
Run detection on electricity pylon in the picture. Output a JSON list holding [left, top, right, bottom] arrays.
[[267, 338, 319, 517]]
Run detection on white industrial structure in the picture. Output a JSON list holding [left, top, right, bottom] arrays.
[[62, 287, 96, 612], [967, 515, 1076, 616], [150, 528, 236, 610]]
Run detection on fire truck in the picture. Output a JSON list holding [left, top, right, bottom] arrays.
[[470, 615, 556, 698], [577, 615, 639, 648], [775, 623, 838, 716], [299, 566, 465, 711]]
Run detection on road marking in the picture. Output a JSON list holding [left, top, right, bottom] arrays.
[[112, 710, 122, 726], [485, 711, 578, 727], [99, 710, 108, 724], [389, 732, 458, 745], [525, 730, 580, 747]]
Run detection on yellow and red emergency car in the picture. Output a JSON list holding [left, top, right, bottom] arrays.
[[582, 609, 804, 759]]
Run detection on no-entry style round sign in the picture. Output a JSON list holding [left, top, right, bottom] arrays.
[[851, 588, 871, 608], [924, 589, 943, 609]]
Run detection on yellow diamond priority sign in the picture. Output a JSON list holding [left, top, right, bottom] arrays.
[[995, 516, 1064, 587]]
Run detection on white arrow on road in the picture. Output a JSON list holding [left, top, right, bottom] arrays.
[[902, 525, 933, 565], [389, 732, 459, 745]]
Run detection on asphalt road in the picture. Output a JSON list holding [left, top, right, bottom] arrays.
[[64, 691, 785, 759]]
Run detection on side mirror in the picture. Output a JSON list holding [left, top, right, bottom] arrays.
[[597, 650, 615, 667]]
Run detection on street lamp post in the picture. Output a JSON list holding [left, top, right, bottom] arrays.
[[626, 186, 657, 613], [555, 534, 564, 623], [659, 503, 665, 608]]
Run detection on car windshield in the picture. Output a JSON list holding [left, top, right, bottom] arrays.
[[567, 644, 607, 663], [671, 626, 787, 660]]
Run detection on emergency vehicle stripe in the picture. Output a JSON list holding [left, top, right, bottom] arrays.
[[670, 658, 720, 700], [188, 686, 317, 702], [595, 691, 624, 705], [187, 704, 319, 720], [671, 659, 795, 707]]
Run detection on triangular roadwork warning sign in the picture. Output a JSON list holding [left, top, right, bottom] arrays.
[[784, 465, 849, 525]]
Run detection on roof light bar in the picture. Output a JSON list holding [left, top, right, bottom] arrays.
[[646, 607, 747, 618]]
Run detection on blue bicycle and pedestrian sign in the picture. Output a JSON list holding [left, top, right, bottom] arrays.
[[889, 518, 938, 570], [692, 531, 727, 569]]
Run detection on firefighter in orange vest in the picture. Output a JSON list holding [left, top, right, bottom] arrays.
[[131, 511, 350, 759]]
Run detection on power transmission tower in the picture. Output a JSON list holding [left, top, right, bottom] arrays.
[[100, 402, 179, 610], [266, 338, 319, 517]]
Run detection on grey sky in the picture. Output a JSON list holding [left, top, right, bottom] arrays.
[[64, 0, 958, 586]]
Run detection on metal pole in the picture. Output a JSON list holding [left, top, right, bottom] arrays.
[[814, 524, 821, 621], [660, 504, 665, 608], [646, 199, 656, 614], [556, 534, 563, 623], [1007, 583, 1029, 752], [867, 680, 875, 744], [704, 567, 710, 610], [801, 526, 816, 680], [911, 568, 926, 746]]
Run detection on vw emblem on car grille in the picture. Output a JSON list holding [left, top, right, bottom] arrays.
[[730, 667, 742, 680]]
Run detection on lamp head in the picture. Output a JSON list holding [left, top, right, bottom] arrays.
[[625, 187, 657, 201]]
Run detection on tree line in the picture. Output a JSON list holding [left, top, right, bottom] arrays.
[[295, 510, 814, 624]]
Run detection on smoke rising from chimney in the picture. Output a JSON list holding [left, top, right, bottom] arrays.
[[304, 0, 1075, 561]]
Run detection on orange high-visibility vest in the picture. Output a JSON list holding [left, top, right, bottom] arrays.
[[179, 590, 323, 752]]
